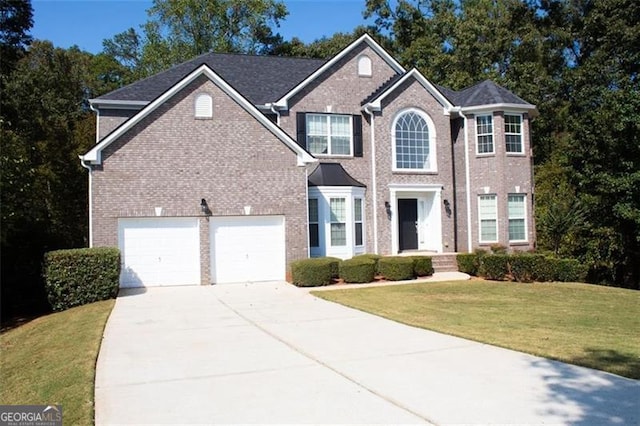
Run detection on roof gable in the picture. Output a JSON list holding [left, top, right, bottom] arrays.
[[81, 64, 316, 166], [275, 34, 405, 109], [92, 53, 326, 107]]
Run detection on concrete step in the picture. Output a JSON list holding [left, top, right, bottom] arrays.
[[430, 254, 459, 273]]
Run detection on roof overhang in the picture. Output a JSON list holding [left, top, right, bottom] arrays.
[[362, 68, 454, 115], [274, 34, 405, 110], [459, 103, 539, 117], [88, 99, 149, 110], [81, 64, 316, 166]]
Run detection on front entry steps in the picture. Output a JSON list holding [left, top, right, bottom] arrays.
[[395, 252, 459, 273]]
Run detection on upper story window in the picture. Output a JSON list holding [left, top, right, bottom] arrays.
[[306, 114, 352, 156], [195, 93, 212, 118], [505, 114, 523, 154], [478, 194, 498, 243], [476, 114, 494, 154], [393, 109, 436, 171], [357, 55, 372, 77]]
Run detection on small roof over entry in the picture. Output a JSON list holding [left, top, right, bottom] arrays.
[[308, 163, 366, 187]]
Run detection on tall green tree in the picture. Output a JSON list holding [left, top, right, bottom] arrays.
[[0, 0, 33, 77]]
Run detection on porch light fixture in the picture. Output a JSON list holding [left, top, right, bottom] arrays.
[[384, 201, 392, 220], [443, 199, 452, 218], [200, 198, 212, 216]]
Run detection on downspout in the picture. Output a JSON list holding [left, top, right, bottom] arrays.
[[458, 109, 473, 253], [363, 104, 379, 254], [268, 103, 281, 126], [79, 157, 93, 247]]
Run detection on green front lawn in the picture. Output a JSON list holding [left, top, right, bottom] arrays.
[[313, 280, 640, 379], [0, 300, 115, 425]]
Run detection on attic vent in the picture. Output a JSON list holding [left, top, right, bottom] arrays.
[[357, 55, 372, 77], [195, 93, 213, 118]]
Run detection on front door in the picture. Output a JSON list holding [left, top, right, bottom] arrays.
[[398, 199, 418, 251]]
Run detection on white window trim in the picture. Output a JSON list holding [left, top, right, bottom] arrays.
[[354, 197, 364, 247], [195, 93, 213, 119], [329, 197, 347, 247], [505, 113, 524, 154], [357, 54, 372, 77], [307, 113, 353, 157], [391, 108, 438, 173], [508, 193, 528, 243], [478, 194, 498, 244], [476, 114, 495, 155]]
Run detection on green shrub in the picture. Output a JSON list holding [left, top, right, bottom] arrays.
[[290, 258, 334, 287], [479, 254, 509, 280], [553, 258, 589, 282], [378, 257, 415, 281], [411, 256, 434, 276], [490, 244, 508, 254], [532, 256, 556, 282], [508, 254, 540, 283], [340, 258, 376, 283], [44, 247, 121, 312], [352, 254, 382, 274], [321, 257, 342, 279], [457, 253, 479, 275]]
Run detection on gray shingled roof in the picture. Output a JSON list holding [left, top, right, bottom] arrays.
[[308, 163, 366, 187], [452, 80, 531, 107], [95, 52, 326, 105]]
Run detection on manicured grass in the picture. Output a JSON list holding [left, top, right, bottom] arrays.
[[0, 300, 115, 425], [312, 280, 640, 379]]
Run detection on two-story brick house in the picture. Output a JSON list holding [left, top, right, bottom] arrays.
[[81, 34, 537, 287]]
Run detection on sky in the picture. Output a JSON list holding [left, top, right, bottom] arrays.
[[31, 0, 373, 54]]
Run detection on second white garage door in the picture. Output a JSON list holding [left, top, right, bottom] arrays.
[[210, 216, 285, 284]]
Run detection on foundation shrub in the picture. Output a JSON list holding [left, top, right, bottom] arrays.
[[290, 258, 333, 287], [340, 258, 376, 283], [352, 254, 382, 274], [411, 256, 434, 277], [479, 254, 510, 281], [457, 253, 479, 275], [378, 257, 415, 281], [44, 248, 121, 311]]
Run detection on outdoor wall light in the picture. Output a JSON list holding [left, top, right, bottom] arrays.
[[384, 201, 392, 220], [443, 199, 452, 218], [200, 198, 212, 216]]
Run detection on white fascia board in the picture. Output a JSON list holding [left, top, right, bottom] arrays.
[[460, 103, 538, 117], [275, 34, 405, 109], [82, 64, 316, 165], [389, 183, 444, 192], [88, 99, 149, 110], [364, 69, 454, 112]]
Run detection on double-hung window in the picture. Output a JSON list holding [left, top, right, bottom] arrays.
[[330, 198, 346, 246], [308, 198, 319, 248], [307, 114, 352, 156], [505, 114, 523, 153], [354, 198, 363, 246], [508, 194, 527, 241], [478, 194, 498, 243], [476, 115, 494, 154]]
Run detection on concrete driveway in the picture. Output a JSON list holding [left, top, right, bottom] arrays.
[[95, 282, 639, 425]]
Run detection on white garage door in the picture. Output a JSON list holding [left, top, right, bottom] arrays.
[[118, 218, 200, 287], [210, 216, 285, 284]]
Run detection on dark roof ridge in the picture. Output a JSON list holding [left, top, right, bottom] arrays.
[[308, 162, 366, 187]]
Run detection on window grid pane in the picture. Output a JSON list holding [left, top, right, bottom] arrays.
[[308, 199, 318, 222], [307, 114, 352, 156], [330, 198, 345, 222], [479, 195, 497, 242], [331, 224, 346, 246], [508, 194, 526, 241], [395, 112, 430, 169], [477, 115, 494, 154], [354, 198, 363, 246], [505, 114, 523, 153]]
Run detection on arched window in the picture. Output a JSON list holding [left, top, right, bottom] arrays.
[[195, 93, 212, 118], [393, 110, 436, 171], [357, 55, 372, 77]]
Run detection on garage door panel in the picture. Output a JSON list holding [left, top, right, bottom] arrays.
[[118, 218, 200, 288], [210, 216, 285, 284]]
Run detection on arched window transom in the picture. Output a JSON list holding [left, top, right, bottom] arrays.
[[394, 110, 435, 171]]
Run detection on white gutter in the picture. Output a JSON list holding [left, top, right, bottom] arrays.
[[267, 103, 281, 126], [458, 109, 473, 253], [79, 157, 93, 247], [363, 104, 379, 254]]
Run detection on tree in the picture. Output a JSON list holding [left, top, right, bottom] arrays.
[[0, 0, 33, 76], [103, 0, 288, 77]]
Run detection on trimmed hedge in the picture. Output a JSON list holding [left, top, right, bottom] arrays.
[[352, 254, 382, 274], [411, 256, 434, 277], [553, 258, 588, 282], [323, 257, 342, 279], [509, 254, 542, 283], [457, 253, 479, 275], [290, 258, 334, 287], [44, 247, 121, 312], [378, 257, 415, 281], [340, 258, 376, 283], [479, 254, 509, 281]]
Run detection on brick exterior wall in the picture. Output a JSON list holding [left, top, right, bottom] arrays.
[[91, 75, 308, 284], [98, 108, 137, 140]]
